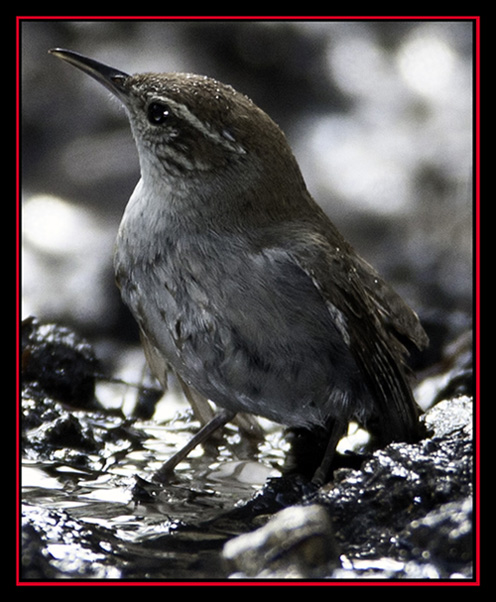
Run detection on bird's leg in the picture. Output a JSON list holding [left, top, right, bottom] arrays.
[[176, 375, 217, 426], [152, 409, 236, 483], [177, 376, 264, 441], [311, 419, 347, 486]]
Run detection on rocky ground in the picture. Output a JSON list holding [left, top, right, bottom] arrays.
[[20, 317, 474, 583]]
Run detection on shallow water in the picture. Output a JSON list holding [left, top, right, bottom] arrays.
[[21, 385, 290, 581]]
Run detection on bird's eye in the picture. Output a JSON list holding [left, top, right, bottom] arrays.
[[147, 102, 171, 125]]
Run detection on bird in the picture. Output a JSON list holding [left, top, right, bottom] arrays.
[[49, 48, 428, 485]]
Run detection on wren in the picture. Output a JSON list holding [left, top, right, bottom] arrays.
[[49, 49, 428, 485]]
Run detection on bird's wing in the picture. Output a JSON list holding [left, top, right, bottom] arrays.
[[280, 232, 427, 444]]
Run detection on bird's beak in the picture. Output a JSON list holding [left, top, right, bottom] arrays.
[[49, 48, 130, 102]]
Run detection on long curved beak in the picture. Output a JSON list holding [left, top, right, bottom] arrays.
[[49, 48, 130, 101]]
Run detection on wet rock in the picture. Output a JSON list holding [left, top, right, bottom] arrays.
[[34, 413, 99, 452], [317, 396, 473, 578], [401, 497, 473, 576], [219, 396, 473, 580], [21, 504, 121, 580], [423, 395, 473, 439], [223, 504, 340, 578], [21, 316, 102, 409], [21, 318, 147, 470]]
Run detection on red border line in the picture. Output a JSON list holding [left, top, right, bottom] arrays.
[[16, 15, 481, 588]]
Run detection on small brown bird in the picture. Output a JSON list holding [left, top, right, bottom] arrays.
[[50, 49, 428, 485]]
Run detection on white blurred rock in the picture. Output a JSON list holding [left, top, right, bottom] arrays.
[[223, 504, 340, 578], [22, 193, 116, 330]]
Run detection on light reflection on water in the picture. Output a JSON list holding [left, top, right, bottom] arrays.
[[21, 402, 286, 563], [21, 420, 284, 580]]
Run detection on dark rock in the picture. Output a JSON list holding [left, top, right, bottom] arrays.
[[401, 497, 473, 576], [21, 316, 101, 408]]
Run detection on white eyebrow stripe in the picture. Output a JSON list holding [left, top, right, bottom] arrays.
[[149, 95, 247, 155]]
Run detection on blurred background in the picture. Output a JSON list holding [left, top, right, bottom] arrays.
[[20, 18, 474, 374]]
